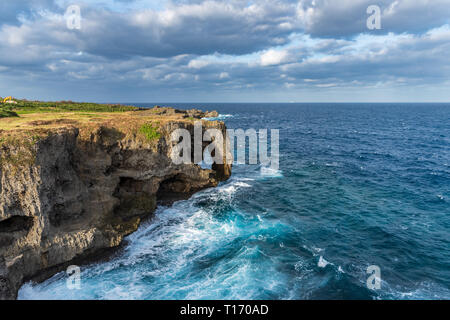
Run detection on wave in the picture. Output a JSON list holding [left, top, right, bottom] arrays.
[[381, 281, 450, 300], [202, 114, 234, 121], [260, 166, 283, 178], [317, 256, 331, 268], [19, 176, 277, 300], [17, 103, 450, 301]]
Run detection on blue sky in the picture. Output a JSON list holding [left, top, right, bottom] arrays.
[[0, 0, 449, 102]]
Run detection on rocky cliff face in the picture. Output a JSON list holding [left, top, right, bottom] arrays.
[[0, 111, 231, 299]]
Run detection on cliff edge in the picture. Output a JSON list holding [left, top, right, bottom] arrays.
[[0, 105, 231, 299]]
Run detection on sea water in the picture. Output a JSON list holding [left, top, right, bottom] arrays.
[[19, 103, 450, 300]]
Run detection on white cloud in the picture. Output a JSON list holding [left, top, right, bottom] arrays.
[[316, 83, 337, 88], [260, 49, 290, 66], [188, 59, 210, 69], [284, 82, 295, 88]]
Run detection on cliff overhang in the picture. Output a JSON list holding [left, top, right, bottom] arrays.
[[0, 106, 231, 299]]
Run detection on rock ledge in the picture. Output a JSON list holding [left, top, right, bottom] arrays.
[[0, 107, 231, 299]]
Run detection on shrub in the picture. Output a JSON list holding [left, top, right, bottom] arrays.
[[0, 107, 19, 118], [138, 123, 161, 141]]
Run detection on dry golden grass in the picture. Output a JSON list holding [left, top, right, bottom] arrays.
[[0, 108, 222, 171], [0, 109, 215, 139]]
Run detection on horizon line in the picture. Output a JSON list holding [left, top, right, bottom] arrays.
[[9, 97, 450, 104], [113, 101, 450, 104]]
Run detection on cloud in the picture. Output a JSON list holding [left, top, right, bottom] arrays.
[[188, 59, 211, 69], [260, 49, 292, 66], [0, 0, 449, 102], [296, 0, 450, 37], [31, 0, 299, 59]]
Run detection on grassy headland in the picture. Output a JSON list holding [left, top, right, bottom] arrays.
[[0, 99, 214, 143], [0, 100, 164, 167], [0, 99, 138, 116]]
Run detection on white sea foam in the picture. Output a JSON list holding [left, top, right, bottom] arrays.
[[260, 167, 283, 178], [18, 174, 288, 300], [237, 177, 256, 181], [325, 162, 339, 167], [317, 256, 331, 268], [218, 181, 251, 195], [234, 182, 252, 188], [202, 114, 234, 121], [383, 281, 450, 300]]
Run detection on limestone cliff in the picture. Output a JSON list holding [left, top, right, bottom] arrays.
[[0, 108, 231, 299]]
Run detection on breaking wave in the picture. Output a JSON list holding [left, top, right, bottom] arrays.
[[18, 103, 450, 300]]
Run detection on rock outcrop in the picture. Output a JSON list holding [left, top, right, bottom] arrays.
[[0, 108, 231, 299], [150, 106, 219, 118]]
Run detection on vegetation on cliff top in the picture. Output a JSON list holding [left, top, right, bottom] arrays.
[[0, 99, 145, 132], [0, 106, 19, 118], [0, 99, 138, 116], [0, 100, 216, 145], [138, 123, 161, 141]]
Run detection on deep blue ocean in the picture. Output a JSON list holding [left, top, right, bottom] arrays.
[[19, 103, 450, 300]]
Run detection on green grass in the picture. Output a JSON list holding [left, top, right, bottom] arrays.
[[0, 106, 19, 118], [138, 123, 161, 141], [1, 99, 138, 116]]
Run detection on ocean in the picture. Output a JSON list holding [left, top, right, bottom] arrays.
[[18, 103, 450, 300]]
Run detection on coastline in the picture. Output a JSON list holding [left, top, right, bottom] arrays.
[[0, 103, 231, 299]]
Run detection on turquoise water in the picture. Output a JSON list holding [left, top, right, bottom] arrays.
[[19, 103, 450, 300]]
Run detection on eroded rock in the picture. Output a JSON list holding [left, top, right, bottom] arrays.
[[0, 113, 231, 299]]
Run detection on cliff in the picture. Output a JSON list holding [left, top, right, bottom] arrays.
[[0, 106, 231, 299]]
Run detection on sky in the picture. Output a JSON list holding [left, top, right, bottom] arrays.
[[0, 0, 449, 103]]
